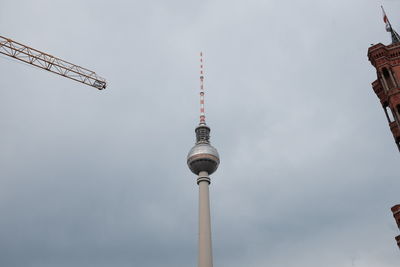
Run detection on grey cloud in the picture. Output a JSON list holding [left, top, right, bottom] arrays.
[[0, 0, 399, 266]]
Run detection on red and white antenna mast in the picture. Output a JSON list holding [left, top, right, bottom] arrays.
[[187, 52, 220, 267], [199, 52, 206, 125]]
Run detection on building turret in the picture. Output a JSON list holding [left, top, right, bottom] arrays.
[[368, 7, 400, 252], [368, 8, 400, 152]]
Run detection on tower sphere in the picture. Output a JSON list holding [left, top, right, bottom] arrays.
[[187, 143, 220, 175]]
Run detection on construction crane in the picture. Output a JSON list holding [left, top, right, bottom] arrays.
[[0, 35, 107, 90]]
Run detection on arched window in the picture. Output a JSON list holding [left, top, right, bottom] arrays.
[[382, 67, 396, 89], [384, 103, 395, 123]]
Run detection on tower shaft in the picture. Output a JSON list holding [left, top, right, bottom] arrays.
[[197, 171, 213, 267]]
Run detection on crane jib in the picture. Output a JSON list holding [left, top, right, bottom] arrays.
[[0, 35, 107, 90]]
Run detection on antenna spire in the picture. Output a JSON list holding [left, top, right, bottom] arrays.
[[200, 52, 206, 125]]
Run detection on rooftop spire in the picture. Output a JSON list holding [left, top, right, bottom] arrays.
[[199, 52, 206, 125], [382, 6, 400, 44]]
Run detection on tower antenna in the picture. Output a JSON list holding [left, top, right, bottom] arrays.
[[200, 52, 206, 125]]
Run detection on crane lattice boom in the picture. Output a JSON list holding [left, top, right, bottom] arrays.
[[0, 35, 107, 90]]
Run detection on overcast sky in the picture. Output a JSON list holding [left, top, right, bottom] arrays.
[[0, 0, 399, 266]]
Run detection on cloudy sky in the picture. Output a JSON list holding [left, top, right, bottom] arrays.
[[0, 0, 399, 266]]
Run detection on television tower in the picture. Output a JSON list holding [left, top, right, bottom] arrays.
[[187, 52, 220, 267]]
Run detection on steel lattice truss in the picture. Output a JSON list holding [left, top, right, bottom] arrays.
[[0, 36, 107, 90]]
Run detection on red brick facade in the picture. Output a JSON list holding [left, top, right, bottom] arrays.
[[368, 43, 400, 151], [368, 43, 400, 250], [391, 205, 400, 249]]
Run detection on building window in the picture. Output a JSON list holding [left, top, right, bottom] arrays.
[[382, 67, 396, 89], [396, 138, 400, 152], [384, 104, 395, 123]]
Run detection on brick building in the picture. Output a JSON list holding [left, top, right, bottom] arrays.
[[391, 205, 400, 249], [368, 42, 400, 152], [368, 14, 400, 250]]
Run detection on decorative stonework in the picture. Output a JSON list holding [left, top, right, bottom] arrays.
[[368, 43, 400, 151]]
